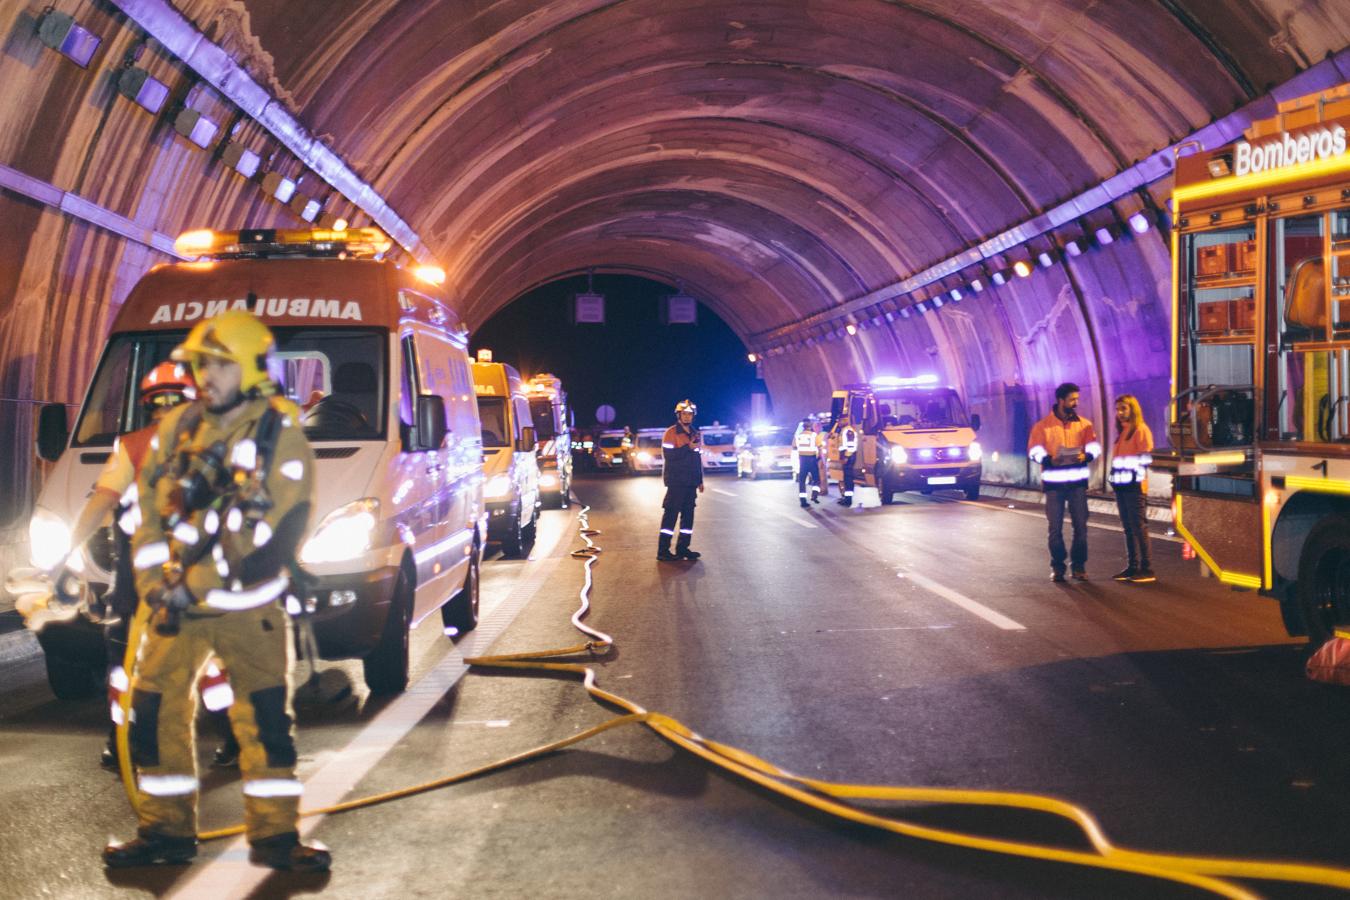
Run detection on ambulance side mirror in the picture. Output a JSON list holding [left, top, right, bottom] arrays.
[[516, 426, 536, 453], [36, 403, 69, 462], [970, 413, 981, 432], [410, 395, 447, 451]]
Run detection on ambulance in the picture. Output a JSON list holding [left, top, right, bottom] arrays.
[[28, 227, 486, 697], [472, 353, 541, 556], [826, 376, 983, 503], [524, 373, 573, 507]]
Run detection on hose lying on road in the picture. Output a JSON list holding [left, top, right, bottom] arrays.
[[115, 505, 1350, 898]]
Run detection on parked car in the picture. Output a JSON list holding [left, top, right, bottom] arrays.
[[626, 428, 666, 475]]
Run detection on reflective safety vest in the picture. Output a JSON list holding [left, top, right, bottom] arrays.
[[1028, 409, 1100, 486], [839, 425, 858, 456], [795, 430, 819, 456], [1110, 423, 1154, 488]]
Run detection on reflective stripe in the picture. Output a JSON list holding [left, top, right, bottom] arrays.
[[798, 491, 808, 498], [1042, 467, 1091, 483], [110, 700, 125, 725], [139, 774, 199, 796], [109, 666, 130, 692], [134, 542, 170, 570], [226, 508, 243, 532], [661, 443, 675, 449], [172, 522, 200, 545], [1084, 441, 1103, 458], [216, 558, 231, 577], [201, 682, 234, 712], [1028, 444, 1047, 463], [230, 439, 258, 471], [243, 778, 304, 798], [660, 529, 675, 536], [279, 459, 305, 481], [679, 529, 693, 535], [843, 490, 853, 497], [118, 507, 140, 535], [203, 509, 220, 535], [204, 576, 289, 611], [119, 483, 139, 508], [253, 521, 273, 547]]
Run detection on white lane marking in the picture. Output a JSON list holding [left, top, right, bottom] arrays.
[[900, 570, 1026, 631], [167, 514, 573, 899], [712, 484, 816, 528]]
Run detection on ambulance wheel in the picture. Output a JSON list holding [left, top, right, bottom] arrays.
[[522, 518, 537, 555], [442, 550, 480, 637], [964, 484, 981, 501], [1296, 515, 1350, 646], [364, 569, 412, 694], [44, 652, 100, 700], [879, 479, 895, 505], [501, 514, 525, 558], [920, 487, 934, 495]]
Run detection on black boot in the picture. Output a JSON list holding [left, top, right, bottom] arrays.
[[657, 540, 678, 561], [248, 832, 331, 872], [676, 547, 701, 560], [104, 831, 198, 868]]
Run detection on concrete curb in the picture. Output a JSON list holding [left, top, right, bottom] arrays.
[[978, 484, 1175, 523]]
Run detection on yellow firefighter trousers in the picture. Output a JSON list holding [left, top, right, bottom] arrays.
[[129, 602, 300, 842]]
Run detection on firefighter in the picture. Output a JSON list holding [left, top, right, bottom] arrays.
[[658, 399, 704, 561], [66, 362, 241, 771], [104, 310, 330, 872], [835, 420, 859, 507], [1110, 394, 1156, 583], [1027, 382, 1101, 582], [794, 418, 821, 508]]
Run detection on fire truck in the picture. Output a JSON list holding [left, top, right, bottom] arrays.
[[524, 373, 573, 508], [1165, 85, 1350, 643], [825, 376, 983, 503]]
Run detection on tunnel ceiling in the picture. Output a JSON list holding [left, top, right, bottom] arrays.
[[194, 0, 1347, 334]]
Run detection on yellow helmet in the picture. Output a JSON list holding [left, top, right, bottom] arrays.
[[675, 399, 698, 416], [172, 310, 275, 393]]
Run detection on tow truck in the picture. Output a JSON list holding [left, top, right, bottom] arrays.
[[826, 376, 983, 503]]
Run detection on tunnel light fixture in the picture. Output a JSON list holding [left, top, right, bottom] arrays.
[[1013, 260, 1032, 278], [845, 324, 857, 336], [261, 171, 296, 203], [884, 311, 895, 322], [944, 288, 958, 302], [174, 108, 219, 149], [37, 10, 101, 68], [747, 352, 757, 363], [1038, 251, 1055, 268], [117, 67, 170, 114], [1094, 226, 1116, 246], [991, 270, 1007, 286], [969, 278, 984, 293], [1128, 211, 1151, 234], [219, 142, 261, 179], [899, 307, 912, 319], [1064, 238, 1084, 257]]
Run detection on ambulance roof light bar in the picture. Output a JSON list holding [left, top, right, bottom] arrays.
[[173, 226, 392, 260], [476, 349, 493, 363], [870, 374, 940, 388]]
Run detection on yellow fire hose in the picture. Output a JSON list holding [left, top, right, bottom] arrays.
[[111, 507, 1350, 897]]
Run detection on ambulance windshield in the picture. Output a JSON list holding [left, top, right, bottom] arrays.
[[477, 397, 509, 448], [872, 389, 969, 429], [72, 328, 387, 446]]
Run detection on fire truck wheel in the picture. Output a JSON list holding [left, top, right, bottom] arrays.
[[1296, 515, 1350, 646], [879, 478, 895, 505], [964, 483, 981, 501], [44, 652, 101, 700]]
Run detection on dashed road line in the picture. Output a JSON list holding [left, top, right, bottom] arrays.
[[899, 570, 1026, 631]]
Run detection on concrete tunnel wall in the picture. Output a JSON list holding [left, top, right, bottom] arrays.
[[0, 0, 1348, 574]]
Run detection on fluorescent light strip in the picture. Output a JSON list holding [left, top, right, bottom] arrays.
[[107, 0, 430, 263]]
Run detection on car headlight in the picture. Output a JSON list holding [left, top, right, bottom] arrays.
[[637, 451, 652, 463], [968, 441, 983, 462], [29, 507, 73, 570], [301, 498, 379, 565], [758, 450, 774, 464], [484, 473, 514, 499], [540, 473, 559, 488]]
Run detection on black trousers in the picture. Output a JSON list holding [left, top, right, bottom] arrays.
[[796, 456, 819, 499], [841, 454, 856, 497], [1113, 485, 1151, 569], [1045, 483, 1089, 572], [660, 485, 698, 551]]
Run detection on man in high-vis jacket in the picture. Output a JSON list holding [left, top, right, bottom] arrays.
[[659, 399, 705, 561], [835, 422, 859, 507], [104, 310, 330, 872], [1027, 382, 1101, 582], [794, 418, 821, 508]]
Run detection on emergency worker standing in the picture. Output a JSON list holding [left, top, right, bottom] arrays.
[[69, 362, 238, 770], [835, 422, 859, 507], [1109, 394, 1156, 583], [658, 400, 704, 561], [794, 418, 821, 508], [104, 310, 330, 872], [1027, 382, 1101, 582]]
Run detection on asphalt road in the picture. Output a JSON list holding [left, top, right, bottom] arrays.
[[1, 473, 1347, 899]]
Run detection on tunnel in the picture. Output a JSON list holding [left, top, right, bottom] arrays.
[[2, 0, 1349, 578]]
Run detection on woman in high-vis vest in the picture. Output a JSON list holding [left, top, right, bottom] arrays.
[[1109, 394, 1156, 583]]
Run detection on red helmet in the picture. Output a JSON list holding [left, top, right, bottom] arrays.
[[139, 360, 196, 411]]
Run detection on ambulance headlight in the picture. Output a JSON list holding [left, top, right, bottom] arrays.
[[968, 441, 983, 462], [540, 473, 559, 488], [301, 498, 379, 564], [758, 450, 775, 464], [484, 474, 514, 499], [29, 508, 73, 570], [637, 451, 653, 463], [889, 447, 908, 465]]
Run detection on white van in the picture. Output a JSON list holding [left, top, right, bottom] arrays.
[[473, 355, 541, 557], [29, 227, 486, 696]]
